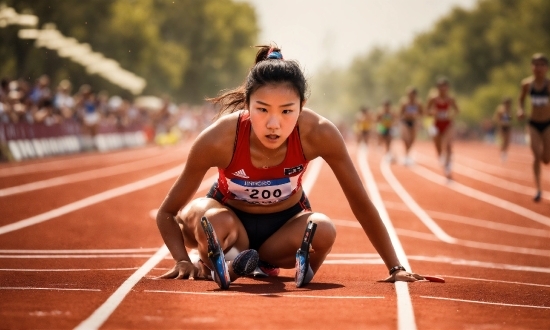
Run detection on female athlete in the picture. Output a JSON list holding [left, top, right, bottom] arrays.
[[155, 45, 424, 288], [493, 97, 513, 163], [399, 87, 423, 165], [426, 78, 460, 179], [518, 53, 550, 202], [376, 100, 396, 162], [354, 106, 373, 145]]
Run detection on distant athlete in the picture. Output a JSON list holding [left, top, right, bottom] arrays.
[[400, 87, 423, 165], [354, 106, 372, 145], [493, 97, 513, 163], [377, 100, 396, 162], [518, 53, 550, 202], [426, 78, 459, 179]]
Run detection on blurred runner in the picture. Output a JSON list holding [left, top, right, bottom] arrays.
[[427, 77, 460, 179], [493, 97, 513, 163], [354, 105, 372, 146], [377, 99, 396, 163], [399, 87, 423, 165], [518, 53, 550, 202]]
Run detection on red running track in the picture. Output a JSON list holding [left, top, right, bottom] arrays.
[[0, 140, 549, 329]]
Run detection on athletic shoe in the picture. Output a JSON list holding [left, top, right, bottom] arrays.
[[231, 249, 259, 277], [200, 216, 230, 290], [295, 221, 317, 288], [534, 191, 542, 202], [252, 260, 280, 278]]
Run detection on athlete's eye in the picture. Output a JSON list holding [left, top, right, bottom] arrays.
[[283, 109, 293, 114]]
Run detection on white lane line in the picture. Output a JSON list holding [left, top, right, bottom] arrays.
[[0, 287, 101, 291], [384, 201, 550, 238], [0, 165, 178, 235], [419, 296, 550, 309], [0, 248, 160, 254], [144, 290, 385, 299], [357, 144, 416, 330], [75, 157, 323, 330], [0, 254, 155, 259], [437, 275, 550, 288], [323, 254, 550, 273], [412, 165, 550, 227], [415, 153, 550, 200], [333, 217, 550, 257], [456, 154, 550, 184], [407, 255, 550, 273], [381, 160, 456, 244], [0, 151, 183, 197], [74, 245, 170, 330], [0, 146, 165, 177], [0, 164, 215, 236], [395, 228, 550, 257], [0, 268, 139, 272]]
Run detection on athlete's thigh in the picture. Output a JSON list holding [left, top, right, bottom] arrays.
[[258, 212, 332, 262], [540, 127, 550, 162], [528, 126, 544, 158], [401, 125, 411, 141]]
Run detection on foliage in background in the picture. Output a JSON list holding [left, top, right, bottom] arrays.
[[0, 0, 258, 103], [308, 0, 550, 130]]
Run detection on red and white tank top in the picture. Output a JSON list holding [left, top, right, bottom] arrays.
[[216, 111, 309, 205], [434, 98, 451, 122]]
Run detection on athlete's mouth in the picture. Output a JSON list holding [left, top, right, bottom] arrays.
[[265, 134, 279, 140]]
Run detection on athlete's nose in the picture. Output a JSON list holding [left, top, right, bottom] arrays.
[[266, 114, 280, 129]]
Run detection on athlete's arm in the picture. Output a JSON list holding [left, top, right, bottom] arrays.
[[518, 78, 530, 120], [426, 97, 435, 116], [156, 115, 236, 263], [300, 109, 416, 281]]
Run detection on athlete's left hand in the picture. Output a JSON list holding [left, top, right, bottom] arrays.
[[380, 270, 425, 282]]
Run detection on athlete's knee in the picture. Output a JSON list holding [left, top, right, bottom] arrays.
[[309, 214, 337, 247]]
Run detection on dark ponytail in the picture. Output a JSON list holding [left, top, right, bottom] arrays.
[[208, 44, 309, 119]]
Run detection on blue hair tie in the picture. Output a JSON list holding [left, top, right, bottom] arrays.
[[267, 51, 283, 59]]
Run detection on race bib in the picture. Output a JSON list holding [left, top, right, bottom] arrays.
[[436, 110, 449, 120], [228, 177, 294, 205]]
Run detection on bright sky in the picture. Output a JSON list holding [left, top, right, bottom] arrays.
[[239, 0, 478, 74]]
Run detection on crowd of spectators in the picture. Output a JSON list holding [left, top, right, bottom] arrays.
[[0, 74, 218, 149]]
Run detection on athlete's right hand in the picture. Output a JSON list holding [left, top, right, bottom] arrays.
[[517, 109, 526, 120], [155, 260, 212, 280]]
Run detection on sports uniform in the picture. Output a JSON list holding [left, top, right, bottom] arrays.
[[402, 104, 419, 128], [528, 80, 550, 133], [207, 111, 311, 250], [378, 113, 393, 136], [434, 98, 452, 134]]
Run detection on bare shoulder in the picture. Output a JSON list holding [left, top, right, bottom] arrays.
[[298, 108, 345, 160], [191, 111, 240, 168], [521, 76, 534, 87]]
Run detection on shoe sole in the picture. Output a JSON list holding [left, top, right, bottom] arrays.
[[200, 216, 231, 290], [295, 221, 317, 288], [232, 249, 259, 276]]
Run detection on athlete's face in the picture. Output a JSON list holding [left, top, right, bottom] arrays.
[[532, 60, 548, 78], [247, 83, 302, 149], [437, 83, 449, 95]]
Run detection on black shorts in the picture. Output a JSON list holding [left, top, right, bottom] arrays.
[[529, 119, 550, 134], [206, 183, 312, 250], [402, 119, 415, 129]]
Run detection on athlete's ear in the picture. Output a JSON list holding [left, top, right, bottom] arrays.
[[301, 100, 307, 109]]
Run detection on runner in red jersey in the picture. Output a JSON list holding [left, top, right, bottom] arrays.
[[155, 44, 424, 288], [427, 78, 460, 179]]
